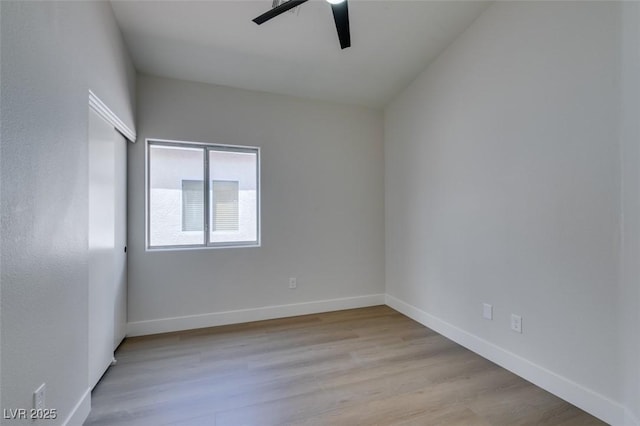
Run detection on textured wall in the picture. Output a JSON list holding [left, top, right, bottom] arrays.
[[0, 1, 135, 423]]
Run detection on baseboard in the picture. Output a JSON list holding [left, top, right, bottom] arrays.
[[385, 294, 625, 426], [62, 387, 91, 426], [625, 408, 640, 426], [127, 294, 385, 337]]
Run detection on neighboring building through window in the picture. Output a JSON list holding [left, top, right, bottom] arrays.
[[148, 140, 260, 249]]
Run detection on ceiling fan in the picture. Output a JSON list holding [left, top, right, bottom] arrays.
[[253, 0, 351, 50]]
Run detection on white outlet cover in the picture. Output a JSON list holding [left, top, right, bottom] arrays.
[[34, 383, 46, 410], [289, 277, 297, 288], [482, 303, 493, 320], [511, 314, 522, 333]]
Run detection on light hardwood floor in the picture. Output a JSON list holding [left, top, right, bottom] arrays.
[[85, 306, 605, 426]]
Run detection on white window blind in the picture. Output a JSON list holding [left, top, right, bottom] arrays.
[[182, 180, 204, 231], [212, 180, 239, 232]]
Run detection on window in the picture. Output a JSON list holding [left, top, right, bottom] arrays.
[[147, 140, 260, 249], [180, 180, 240, 232]]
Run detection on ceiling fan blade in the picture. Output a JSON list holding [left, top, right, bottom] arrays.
[[253, 0, 309, 25], [330, 0, 351, 49]]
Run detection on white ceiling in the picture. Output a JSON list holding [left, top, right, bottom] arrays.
[[111, 0, 490, 108]]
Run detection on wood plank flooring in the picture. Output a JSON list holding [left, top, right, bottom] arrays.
[[85, 306, 605, 426]]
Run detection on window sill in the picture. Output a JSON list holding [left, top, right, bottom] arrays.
[[145, 243, 261, 252]]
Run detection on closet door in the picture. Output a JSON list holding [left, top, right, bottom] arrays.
[[113, 130, 127, 349], [88, 108, 117, 389]]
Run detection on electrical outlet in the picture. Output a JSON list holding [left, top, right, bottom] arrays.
[[34, 383, 46, 410], [511, 314, 522, 333], [289, 277, 297, 289], [483, 303, 493, 320]]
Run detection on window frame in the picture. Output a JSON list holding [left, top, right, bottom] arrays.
[[145, 138, 261, 251]]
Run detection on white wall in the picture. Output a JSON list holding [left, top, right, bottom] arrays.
[[0, 0, 3, 415], [0, 1, 135, 424], [620, 3, 640, 424], [127, 75, 384, 332], [385, 1, 630, 422]]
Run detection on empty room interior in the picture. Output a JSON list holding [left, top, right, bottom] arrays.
[[1, 0, 640, 425]]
